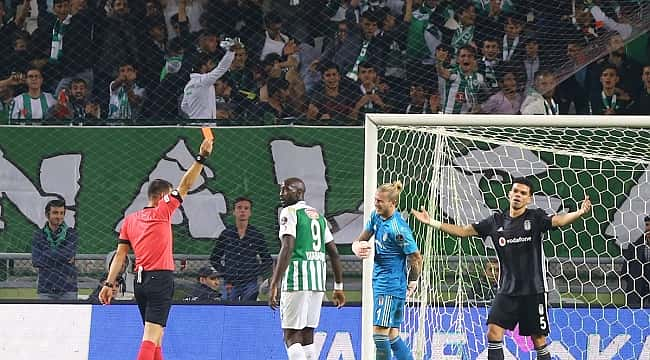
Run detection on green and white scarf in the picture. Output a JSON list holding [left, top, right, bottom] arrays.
[[50, 15, 72, 62], [113, 86, 131, 119], [346, 40, 370, 81], [451, 24, 474, 51], [160, 55, 183, 81], [20, 93, 50, 120], [44, 222, 68, 249]]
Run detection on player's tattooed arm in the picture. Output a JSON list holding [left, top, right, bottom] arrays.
[[407, 251, 423, 282]]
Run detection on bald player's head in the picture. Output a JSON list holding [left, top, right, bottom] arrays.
[[280, 177, 305, 207]]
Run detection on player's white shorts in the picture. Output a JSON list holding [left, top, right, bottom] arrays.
[[280, 291, 324, 329]]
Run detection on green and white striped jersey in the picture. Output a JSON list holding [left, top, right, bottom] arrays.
[[443, 65, 485, 114], [278, 201, 333, 292]]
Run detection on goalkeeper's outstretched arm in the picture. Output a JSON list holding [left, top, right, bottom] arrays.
[[411, 206, 478, 237]]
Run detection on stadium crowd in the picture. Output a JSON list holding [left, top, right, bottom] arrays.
[[0, 0, 649, 124]]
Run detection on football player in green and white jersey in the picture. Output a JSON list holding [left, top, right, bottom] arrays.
[[269, 177, 346, 360]]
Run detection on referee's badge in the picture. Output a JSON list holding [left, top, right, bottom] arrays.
[[524, 220, 531, 231]]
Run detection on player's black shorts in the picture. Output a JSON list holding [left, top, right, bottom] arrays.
[[486, 293, 550, 336], [134, 270, 175, 327]]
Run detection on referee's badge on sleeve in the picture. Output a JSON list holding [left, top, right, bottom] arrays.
[[524, 220, 531, 231]]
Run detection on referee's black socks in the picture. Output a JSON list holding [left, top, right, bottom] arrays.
[[487, 340, 504, 360], [535, 343, 551, 360]]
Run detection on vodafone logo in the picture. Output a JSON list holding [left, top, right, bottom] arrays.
[[498, 237, 506, 247]]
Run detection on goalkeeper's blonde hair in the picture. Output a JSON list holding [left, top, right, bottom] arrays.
[[377, 180, 403, 204]]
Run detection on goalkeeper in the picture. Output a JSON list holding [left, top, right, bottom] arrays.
[[351, 181, 423, 360], [411, 177, 591, 360]]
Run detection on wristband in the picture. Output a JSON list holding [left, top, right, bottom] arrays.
[[429, 219, 442, 229], [195, 154, 207, 164], [103, 282, 114, 288], [334, 282, 343, 291]]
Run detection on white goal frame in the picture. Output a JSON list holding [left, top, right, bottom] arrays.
[[361, 114, 650, 360]]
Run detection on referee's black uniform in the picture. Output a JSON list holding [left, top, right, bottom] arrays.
[[473, 208, 556, 336]]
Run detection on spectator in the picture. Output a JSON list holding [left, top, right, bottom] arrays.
[[141, 37, 186, 119], [137, 17, 168, 92], [10, 67, 57, 121], [404, 74, 440, 113], [522, 37, 544, 92], [378, 6, 409, 78], [474, 0, 512, 41], [305, 61, 356, 122], [557, 40, 591, 115], [49, 78, 100, 120], [107, 61, 145, 120], [226, 45, 257, 101], [443, 1, 477, 53], [31, 199, 78, 300], [0, 72, 24, 121], [4, 31, 32, 77], [404, 0, 440, 62], [588, 65, 632, 115], [499, 14, 525, 62], [324, 9, 389, 81], [479, 64, 522, 114], [622, 216, 650, 308], [183, 266, 222, 302], [257, 51, 305, 112], [592, 34, 642, 97], [632, 65, 650, 115], [46, 0, 103, 97], [249, 11, 291, 62], [352, 62, 389, 121], [477, 37, 501, 93], [0, 0, 29, 68], [180, 45, 236, 120], [95, 0, 140, 105], [520, 70, 558, 115], [178, 15, 223, 81], [468, 258, 499, 303], [434, 43, 452, 100], [255, 77, 292, 124], [210, 197, 272, 302], [436, 46, 485, 114]]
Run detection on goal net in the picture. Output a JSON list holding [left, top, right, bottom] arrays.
[[362, 114, 650, 360]]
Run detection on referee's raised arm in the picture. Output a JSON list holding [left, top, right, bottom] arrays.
[[177, 138, 213, 198]]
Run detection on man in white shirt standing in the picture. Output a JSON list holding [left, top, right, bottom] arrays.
[[11, 67, 57, 121], [181, 41, 237, 120], [521, 70, 559, 115]]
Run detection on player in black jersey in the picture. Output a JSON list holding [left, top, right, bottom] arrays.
[[411, 177, 591, 360]]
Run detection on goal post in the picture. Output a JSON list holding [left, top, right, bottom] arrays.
[[361, 114, 650, 360]]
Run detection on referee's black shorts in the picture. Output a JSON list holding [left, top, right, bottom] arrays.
[[134, 270, 175, 327], [486, 293, 550, 336]]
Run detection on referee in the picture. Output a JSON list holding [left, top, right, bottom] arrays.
[[412, 177, 591, 360], [99, 138, 213, 360]]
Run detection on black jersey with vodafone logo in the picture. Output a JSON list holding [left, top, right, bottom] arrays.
[[472, 208, 556, 296]]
